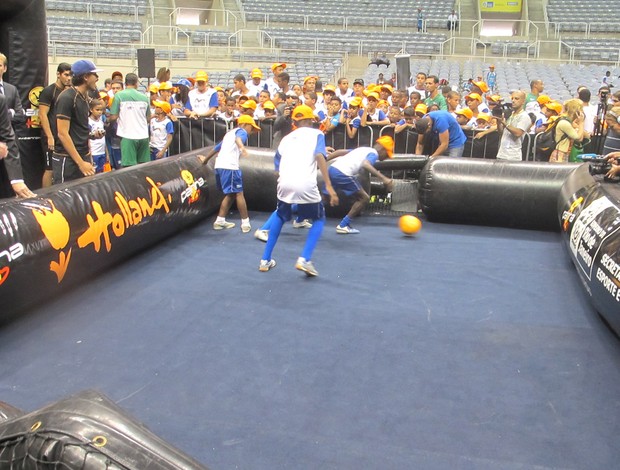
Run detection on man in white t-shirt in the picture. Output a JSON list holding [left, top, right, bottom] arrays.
[[188, 70, 218, 118], [495, 90, 531, 161]]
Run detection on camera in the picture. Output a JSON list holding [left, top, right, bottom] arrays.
[[580, 155, 612, 176], [491, 102, 512, 119]]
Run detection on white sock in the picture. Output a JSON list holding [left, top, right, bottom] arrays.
[[216, 216, 225, 223], [242, 218, 250, 225]]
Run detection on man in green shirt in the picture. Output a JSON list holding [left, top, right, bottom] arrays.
[[424, 75, 447, 111], [109, 73, 151, 167]]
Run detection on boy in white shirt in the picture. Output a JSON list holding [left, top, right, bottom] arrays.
[[88, 98, 108, 173], [150, 100, 174, 160], [199, 115, 261, 232]]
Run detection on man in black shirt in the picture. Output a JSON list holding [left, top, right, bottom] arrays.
[[39, 62, 72, 187], [54, 60, 99, 183]]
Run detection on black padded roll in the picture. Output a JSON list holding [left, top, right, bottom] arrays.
[[419, 157, 580, 231], [0, 390, 209, 469], [0, 152, 220, 323]]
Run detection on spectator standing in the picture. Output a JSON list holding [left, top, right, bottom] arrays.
[[417, 8, 424, 32], [549, 99, 586, 163], [495, 90, 531, 161], [485, 65, 497, 93], [602, 106, 620, 155], [150, 100, 174, 160], [247, 68, 266, 98], [53, 59, 99, 182], [88, 98, 107, 173], [109, 73, 151, 167], [0, 93, 35, 198], [188, 71, 218, 118], [447, 10, 458, 31], [39, 62, 72, 187], [578, 88, 597, 135], [424, 75, 447, 111]]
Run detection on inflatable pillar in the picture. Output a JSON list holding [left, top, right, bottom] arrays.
[[0, 0, 48, 192]]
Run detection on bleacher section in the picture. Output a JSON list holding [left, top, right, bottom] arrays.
[[46, 0, 148, 16], [261, 28, 447, 55], [546, 0, 619, 32], [240, 0, 454, 30], [561, 39, 620, 63], [47, 17, 142, 44]]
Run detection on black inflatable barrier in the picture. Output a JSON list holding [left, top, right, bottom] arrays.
[[558, 165, 620, 335], [419, 157, 579, 231], [0, 389, 210, 469], [0, 152, 220, 323], [0, 0, 48, 191]]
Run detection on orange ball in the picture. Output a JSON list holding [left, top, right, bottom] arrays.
[[399, 214, 422, 235]]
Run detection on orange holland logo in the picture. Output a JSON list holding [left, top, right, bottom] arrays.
[[32, 177, 172, 284]]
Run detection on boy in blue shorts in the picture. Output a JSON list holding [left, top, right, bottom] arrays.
[[199, 114, 261, 232], [325, 136, 394, 234], [259, 105, 339, 276]]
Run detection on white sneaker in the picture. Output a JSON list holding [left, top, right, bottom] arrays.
[[292, 219, 313, 229], [213, 220, 235, 230], [336, 225, 360, 234], [254, 229, 268, 242], [295, 257, 319, 277], [241, 223, 252, 233], [259, 259, 276, 272]]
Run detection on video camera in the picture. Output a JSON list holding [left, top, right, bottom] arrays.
[[578, 154, 618, 182]]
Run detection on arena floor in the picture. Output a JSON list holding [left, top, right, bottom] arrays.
[[1, 212, 619, 469]]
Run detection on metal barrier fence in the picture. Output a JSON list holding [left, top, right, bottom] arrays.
[[168, 117, 602, 160]]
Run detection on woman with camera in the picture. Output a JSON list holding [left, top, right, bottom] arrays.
[[549, 99, 587, 163]]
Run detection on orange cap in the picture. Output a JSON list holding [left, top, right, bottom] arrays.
[[153, 100, 171, 114], [240, 100, 257, 110], [455, 108, 474, 119], [466, 93, 482, 102], [292, 104, 315, 121], [375, 135, 394, 158], [237, 114, 261, 130], [472, 81, 489, 93], [414, 103, 428, 114]]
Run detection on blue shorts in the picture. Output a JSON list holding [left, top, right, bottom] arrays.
[[93, 154, 107, 174], [216, 169, 244, 194], [324, 166, 362, 196], [276, 200, 325, 222]]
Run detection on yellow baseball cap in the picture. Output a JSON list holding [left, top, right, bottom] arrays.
[[263, 100, 275, 110], [271, 63, 286, 71], [366, 92, 380, 101], [292, 104, 315, 121], [476, 113, 491, 122], [466, 93, 482, 102], [237, 114, 261, 130], [455, 108, 474, 119], [537, 94, 551, 105], [546, 101, 563, 114], [240, 100, 257, 110], [375, 135, 394, 158], [251, 68, 263, 79], [158, 81, 174, 91], [153, 100, 171, 114], [414, 103, 428, 114], [149, 84, 159, 94], [472, 81, 489, 93], [195, 70, 208, 82], [323, 85, 336, 93], [349, 97, 363, 107]]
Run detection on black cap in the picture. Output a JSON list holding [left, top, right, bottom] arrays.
[[353, 78, 364, 86]]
